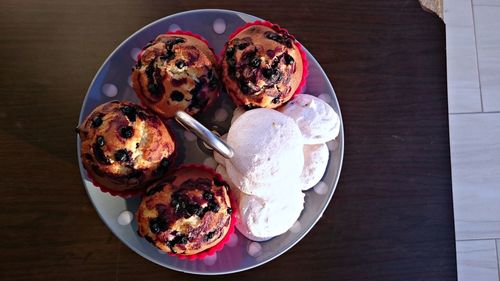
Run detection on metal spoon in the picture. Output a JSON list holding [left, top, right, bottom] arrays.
[[174, 111, 234, 159]]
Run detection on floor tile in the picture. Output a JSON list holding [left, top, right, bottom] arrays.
[[446, 25, 480, 90], [445, 0, 474, 26], [474, 6, 500, 111], [450, 113, 500, 240], [456, 240, 499, 281], [446, 25, 482, 113], [473, 0, 500, 6], [448, 86, 482, 113]]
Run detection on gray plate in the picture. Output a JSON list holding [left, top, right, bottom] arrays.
[[77, 9, 344, 275]]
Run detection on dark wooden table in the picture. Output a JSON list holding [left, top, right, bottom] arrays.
[[0, 0, 456, 280]]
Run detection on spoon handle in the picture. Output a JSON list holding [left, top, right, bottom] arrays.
[[174, 111, 234, 159]]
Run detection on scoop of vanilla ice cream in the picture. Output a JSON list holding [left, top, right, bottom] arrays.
[[235, 178, 305, 241], [279, 94, 340, 144], [300, 143, 329, 190], [226, 159, 301, 197], [225, 160, 253, 193], [226, 108, 304, 194]]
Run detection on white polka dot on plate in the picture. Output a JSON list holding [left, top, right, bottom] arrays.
[[247, 242, 262, 257], [184, 131, 197, 142], [313, 181, 329, 195], [214, 108, 228, 123], [289, 221, 302, 233], [213, 18, 226, 34], [130, 48, 141, 61], [203, 157, 217, 169], [102, 83, 118, 98], [226, 232, 239, 247], [168, 24, 181, 32], [203, 252, 217, 266], [117, 211, 133, 225]]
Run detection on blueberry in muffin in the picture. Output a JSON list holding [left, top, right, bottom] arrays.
[[131, 32, 220, 118], [76, 101, 176, 194], [221, 22, 305, 109], [136, 166, 232, 255]]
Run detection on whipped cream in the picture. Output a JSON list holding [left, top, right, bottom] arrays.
[[279, 94, 340, 144], [300, 143, 329, 190]]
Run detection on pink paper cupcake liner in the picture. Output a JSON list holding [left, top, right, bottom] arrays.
[[164, 164, 238, 261]]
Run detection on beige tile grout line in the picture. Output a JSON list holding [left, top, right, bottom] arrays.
[[450, 111, 500, 115], [470, 0, 485, 112], [457, 238, 500, 242], [496, 240, 500, 281]]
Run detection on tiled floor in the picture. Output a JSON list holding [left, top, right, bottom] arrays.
[[445, 0, 500, 280]]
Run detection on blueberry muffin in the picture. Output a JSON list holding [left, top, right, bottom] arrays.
[[131, 33, 220, 118], [221, 22, 305, 109], [77, 101, 176, 194], [136, 166, 232, 255]]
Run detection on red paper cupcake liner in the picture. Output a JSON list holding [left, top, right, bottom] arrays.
[[224, 20, 309, 98], [293, 41, 309, 97], [164, 164, 238, 261]]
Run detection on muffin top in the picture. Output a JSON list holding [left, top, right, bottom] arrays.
[[222, 24, 304, 109], [131, 33, 220, 118], [77, 101, 176, 192], [136, 166, 232, 255]]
